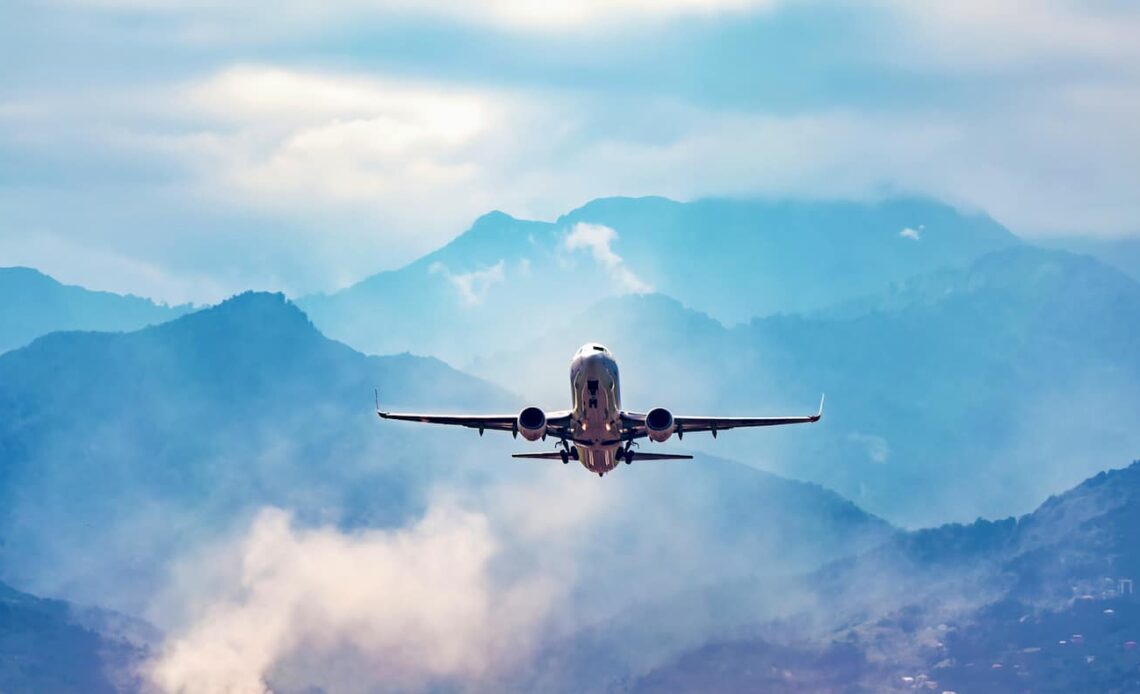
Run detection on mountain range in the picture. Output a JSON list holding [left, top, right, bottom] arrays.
[[0, 290, 893, 622], [467, 243, 1140, 526], [0, 580, 150, 693], [0, 292, 516, 612], [6, 454, 1138, 692], [627, 459, 1140, 693], [0, 266, 190, 355], [2, 193, 1139, 691], [297, 196, 1018, 363]]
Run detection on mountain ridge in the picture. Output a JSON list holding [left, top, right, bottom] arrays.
[[297, 195, 1020, 361], [0, 266, 192, 355], [627, 458, 1140, 693], [469, 243, 1140, 526]]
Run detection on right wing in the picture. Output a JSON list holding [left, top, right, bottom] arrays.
[[377, 396, 572, 439]]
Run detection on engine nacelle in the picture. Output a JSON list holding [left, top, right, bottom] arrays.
[[517, 406, 547, 441], [645, 407, 675, 442]]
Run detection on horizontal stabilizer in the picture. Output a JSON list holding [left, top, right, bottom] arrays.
[[511, 451, 694, 462], [626, 452, 693, 461], [512, 452, 569, 460]]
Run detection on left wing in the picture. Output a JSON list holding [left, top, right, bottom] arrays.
[[623, 395, 824, 440]]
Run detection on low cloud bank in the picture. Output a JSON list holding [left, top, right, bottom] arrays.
[[146, 501, 562, 693]]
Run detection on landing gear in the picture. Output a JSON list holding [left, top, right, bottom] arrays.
[[560, 449, 569, 465], [598, 472, 603, 478], [622, 442, 637, 464]]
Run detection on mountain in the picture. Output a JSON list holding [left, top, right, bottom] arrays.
[[0, 266, 190, 355], [495, 453, 896, 693], [0, 292, 896, 628], [471, 245, 1140, 527], [298, 196, 1018, 362], [628, 460, 1140, 693], [0, 581, 150, 693], [0, 292, 518, 614], [1042, 235, 1140, 284], [0, 292, 908, 692]]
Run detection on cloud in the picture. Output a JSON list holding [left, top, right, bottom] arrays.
[[0, 229, 220, 305], [880, 1, 1140, 74], [146, 503, 562, 692], [7, 3, 1140, 303], [140, 463, 837, 693], [562, 223, 652, 294], [429, 260, 506, 305], [410, 0, 781, 30], [174, 66, 493, 223], [180, 66, 489, 134], [899, 226, 922, 240], [60, 0, 782, 32], [144, 471, 620, 693], [848, 432, 891, 464], [10, 71, 1140, 305]]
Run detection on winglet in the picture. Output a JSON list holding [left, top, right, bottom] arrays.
[[813, 393, 826, 421], [375, 388, 387, 418]]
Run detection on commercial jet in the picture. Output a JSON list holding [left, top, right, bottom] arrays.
[[377, 343, 823, 477]]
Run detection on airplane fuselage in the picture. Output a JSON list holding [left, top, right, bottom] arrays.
[[569, 343, 624, 474]]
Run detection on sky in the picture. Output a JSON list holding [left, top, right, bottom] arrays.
[[2, 0, 1139, 303]]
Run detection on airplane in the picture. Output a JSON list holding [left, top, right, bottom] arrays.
[[377, 342, 823, 477]]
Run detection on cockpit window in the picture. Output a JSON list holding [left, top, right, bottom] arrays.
[[593, 345, 606, 351]]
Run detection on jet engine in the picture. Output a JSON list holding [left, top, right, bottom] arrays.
[[517, 406, 547, 441], [645, 407, 675, 442]]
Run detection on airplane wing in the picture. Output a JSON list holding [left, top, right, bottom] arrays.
[[376, 395, 572, 439], [623, 395, 824, 440]]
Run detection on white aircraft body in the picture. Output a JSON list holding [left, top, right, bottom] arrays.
[[377, 343, 823, 477]]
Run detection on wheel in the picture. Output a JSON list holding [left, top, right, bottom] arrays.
[[598, 472, 603, 478], [624, 450, 634, 464], [560, 450, 569, 464]]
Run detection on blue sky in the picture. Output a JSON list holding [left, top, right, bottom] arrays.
[[2, 0, 1139, 302]]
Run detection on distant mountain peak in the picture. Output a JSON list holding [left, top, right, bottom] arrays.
[[557, 195, 680, 224], [471, 209, 517, 227], [213, 290, 292, 312], [300, 194, 1025, 362], [1, 265, 57, 283], [155, 291, 321, 346]]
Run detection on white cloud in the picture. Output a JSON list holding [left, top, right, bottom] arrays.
[[8, 0, 1140, 304], [61, 0, 781, 32], [174, 66, 493, 222], [10, 70, 1140, 305], [563, 222, 652, 294], [181, 66, 488, 133], [899, 226, 921, 240], [430, 0, 780, 29], [429, 260, 506, 305], [146, 471, 619, 693], [0, 229, 220, 305], [881, 1, 1140, 74], [147, 503, 561, 693], [848, 432, 891, 464]]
